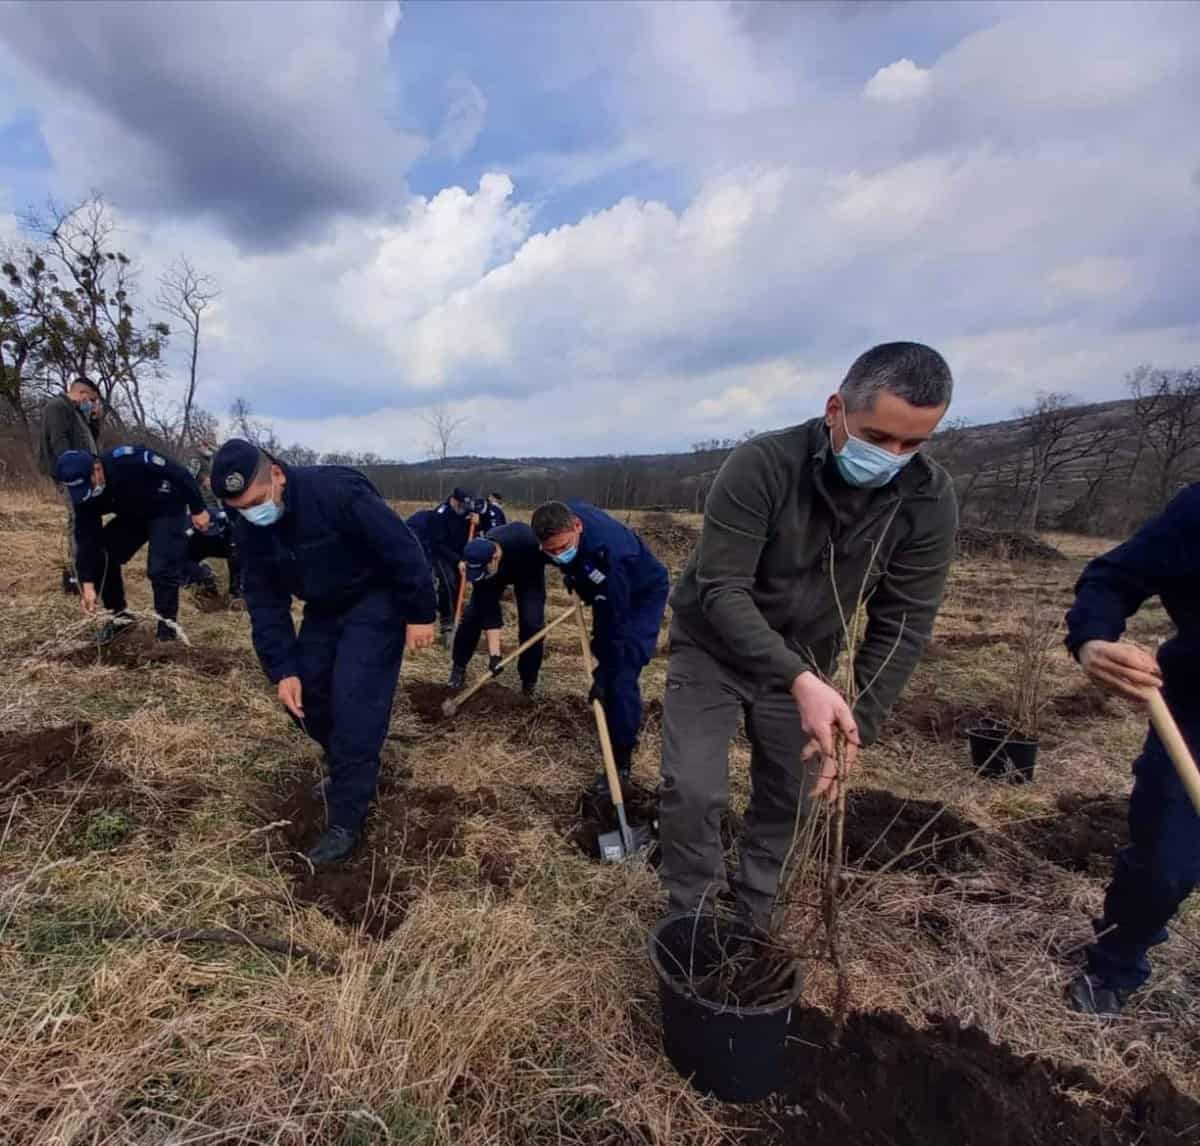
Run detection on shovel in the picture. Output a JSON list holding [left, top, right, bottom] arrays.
[[571, 599, 653, 862], [451, 518, 478, 631], [440, 604, 579, 717], [1146, 690, 1200, 815]]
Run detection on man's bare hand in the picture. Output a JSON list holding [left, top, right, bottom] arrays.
[[191, 510, 211, 532], [1079, 639, 1162, 701], [406, 623, 436, 651], [792, 671, 859, 799], [81, 583, 98, 615], [277, 676, 304, 718]]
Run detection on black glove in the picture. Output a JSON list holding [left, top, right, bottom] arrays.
[[488, 654, 505, 676], [588, 675, 606, 705]]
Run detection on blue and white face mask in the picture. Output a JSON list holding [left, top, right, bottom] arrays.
[[239, 498, 284, 527], [550, 545, 578, 566], [833, 411, 916, 489], [78, 399, 95, 417]]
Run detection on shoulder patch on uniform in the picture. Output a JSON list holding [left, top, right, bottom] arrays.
[[436, 505, 447, 514], [113, 446, 135, 457], [587, 568, 606, 585], [149, 452, 166, 466]]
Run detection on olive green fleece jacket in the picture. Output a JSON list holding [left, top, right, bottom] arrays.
[[670, 417, 958, 745]]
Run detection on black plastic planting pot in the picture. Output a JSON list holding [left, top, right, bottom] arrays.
[[647, 913, 803, 1104], [967, 724, 1039, 782]]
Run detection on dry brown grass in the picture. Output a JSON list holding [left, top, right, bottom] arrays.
[[0, 496, 1197, 1144]]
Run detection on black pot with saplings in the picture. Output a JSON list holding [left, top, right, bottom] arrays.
[[648, 912, 803, 1103], [967, 596, 1058, 783]]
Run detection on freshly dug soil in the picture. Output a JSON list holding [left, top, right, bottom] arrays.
[[406, 679, 534, 724], [956, 527, 1066, 562], [62, 629, 242, 678], [636, 513, 700, 572], [269, 774, 499, 938], [1051, 685, 1118, 722], [738, 1008, 1200, 1146], [0, 723, 103, 792], [843, 789, 986, 873], [1007, 792, 1128, 874], [924, 631, 1023, 658], [565, 781, 660, 862], [884, 696, 981, 743]]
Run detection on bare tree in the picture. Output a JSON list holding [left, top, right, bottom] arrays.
[[229, 397, 281, 453], [423, 402, 469, 461], [1016, 392, 1113, 530], [158, 256, 219, 447], [1128, 365, 1200, 509]]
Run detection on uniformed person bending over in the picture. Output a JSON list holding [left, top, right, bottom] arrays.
[[531, 499, 669, 793], [448, 522, 547, 698], [211, 439, 436, 865], [55, 445, 210, 644]]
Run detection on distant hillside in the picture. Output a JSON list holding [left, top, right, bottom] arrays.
[[365, 389, 1200, 536]]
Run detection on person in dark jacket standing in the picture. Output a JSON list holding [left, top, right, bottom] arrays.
[[38, 377, 101, 594], [448, 522, 546, 697], [211, 439, 437, 865], [1063, 486, 1200, 1015], [480, 491, 507, 532], [55, 445, 211, 643], [532, 499, 669, 793], [406, 507, 451, 628], [660, 342, 957, 929], [429, 487, 480, 641]]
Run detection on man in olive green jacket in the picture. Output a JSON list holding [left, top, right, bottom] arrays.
[[661, 342, 958, 927], [38, 378, 102, 593]]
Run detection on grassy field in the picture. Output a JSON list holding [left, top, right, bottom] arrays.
[[0, 491, 1197, 1144]]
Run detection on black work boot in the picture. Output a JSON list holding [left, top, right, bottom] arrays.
[[521, 679, 537, 699], [305, 826, 359, 865], [1067, 972, 1128, 1017], [448, 664, 466, 690], [156, 620, 179, 642]]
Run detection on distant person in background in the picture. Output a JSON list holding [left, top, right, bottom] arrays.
[[659, 342, 957, 931], [406, 507, 452, 631], [448, 523, 547, 697], [532, 499, 669, 794], [430, 487, 480, 642], [1064, 488, 1200, 1015], [212, 439, 436, 865], [55, 445, 211, 644], [480, 491, 507, 532], [38, 377, 101, 595]]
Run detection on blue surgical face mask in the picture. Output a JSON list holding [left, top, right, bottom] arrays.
[[549, 545, 578, 566], [239, 498, 284, 527], [833, 411, 916, 489], [78, 399, 94, 416]]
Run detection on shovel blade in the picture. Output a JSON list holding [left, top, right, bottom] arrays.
[[597, 824, 654, 863]]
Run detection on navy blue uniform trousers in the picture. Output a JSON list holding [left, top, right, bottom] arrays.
[[1088, 689, 1200, 990], [594, 587, 669, 750], [293, 585, 407, 831], [95, 512, 189, 620], [452, 581, 546, 684]]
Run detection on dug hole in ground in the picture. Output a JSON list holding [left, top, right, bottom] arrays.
[[1, 493, 1198, 1145]]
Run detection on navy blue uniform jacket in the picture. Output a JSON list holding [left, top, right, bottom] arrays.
[[406, 509, 436, 550], [482, 522, 546, 591], [556, 500, 669, 665], [74, 445, 206, 584], [481, 503, 507, 532], [235, 465, 436, 682], [1066, 484, 1200, 690], [430, 500, 475, 564]]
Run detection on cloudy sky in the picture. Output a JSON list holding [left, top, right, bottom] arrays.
[[2, 0, 1197, 459]]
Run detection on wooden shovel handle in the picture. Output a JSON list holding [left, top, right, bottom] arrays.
[[1146, 690, 1200, 816], [447, 605, 578, 713], [452, 518, 478, 626], [572, 599, 627, 813]]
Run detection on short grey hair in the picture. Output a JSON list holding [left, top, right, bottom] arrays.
[[839, 342, 953, 413]]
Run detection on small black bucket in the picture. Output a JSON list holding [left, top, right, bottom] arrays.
[[647, 913, 803, 1103], [967, 724, 1039, 782]]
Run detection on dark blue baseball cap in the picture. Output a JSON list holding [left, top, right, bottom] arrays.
[[463, 537, 497, 582], [211, 439, 265, 500], [451, 486, 470, 502], [54, 450, 98, 504]]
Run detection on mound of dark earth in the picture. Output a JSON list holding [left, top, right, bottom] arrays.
[[843, 789, 986, 873], [1007, 792, 1128, 874], [62, 629, 242, 677], [883, 696, 981, 743], [269, 774, 500, 938], [738, 1008, 1198, 1146], [0, 723, 102, 793]]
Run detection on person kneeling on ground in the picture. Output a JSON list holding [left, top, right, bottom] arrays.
[[448, 522, 547, 698], [212, 439, 436, 865], [660, 342, 957, 930], [532, 499, 669, 794], [1063, 485, 1200, 1016], [55, 445, 211, 644]]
